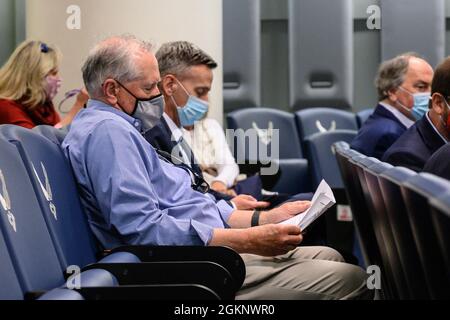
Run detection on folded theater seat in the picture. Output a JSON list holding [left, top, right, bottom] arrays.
[[0, 224, 218, 300], [377, 167, 429, 300], [0, 125, 245, 300], [295, 108, 358, 141], [333, 143, 387, 298], [400, 173, 450, 299], [226, 108, 311, 194], [303, 130, 357, 262]]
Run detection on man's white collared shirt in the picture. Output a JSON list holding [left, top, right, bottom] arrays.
[[379, 102, 415, 129]]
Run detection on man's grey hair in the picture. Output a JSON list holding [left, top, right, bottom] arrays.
[[375, 52, 424, 101], [155, 41, 217, 78], [82, 34, 153, 98]]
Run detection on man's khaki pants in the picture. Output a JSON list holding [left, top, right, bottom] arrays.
[[236, 246, 373, 300]]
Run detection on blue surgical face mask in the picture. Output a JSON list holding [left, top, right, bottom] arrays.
[[411, 93, 431, 121], [398, 87, 431, 121], [171, 79, 208, 127]]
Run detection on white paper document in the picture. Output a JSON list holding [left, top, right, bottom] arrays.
[[280, 180, 336, 230]]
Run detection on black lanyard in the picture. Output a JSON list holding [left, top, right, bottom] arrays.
[[155, 149, 210, 194]]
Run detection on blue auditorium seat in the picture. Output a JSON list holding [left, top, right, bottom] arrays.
[[288, 0, 353, 111], [0, 136, 118, 299], [304, 129, 357, 189], [0, 126, 239, 300], [378, 167, 430, 299], [1, 226, 84, 300], [33, 125, 69, 145], [38, 267, 221, 300], [334, 145, 382, 273], [227, 108, 310, 194], [401, 173, 450, 299], [295, 108, 358, 141], [304, 131, 357, 265], [363, 161, 409, 299], [27, 125, 245, 292], [381, 0, 445, 68], [0, 231, 23, 300], [351, 156, 396, 299], [0, 136, 68, 294], [38, 288, 85, 300], [223, 0, 261, 112], [356, 108, 373, 128], [429, 193, 450, 276]]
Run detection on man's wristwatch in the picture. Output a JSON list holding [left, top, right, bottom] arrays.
[[251, 210, 261, 227]]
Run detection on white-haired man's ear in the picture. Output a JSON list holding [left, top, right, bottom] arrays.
[[102, 79, 120, 105]]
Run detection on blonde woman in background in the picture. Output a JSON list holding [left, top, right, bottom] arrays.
[[0, 40, 87, 129]]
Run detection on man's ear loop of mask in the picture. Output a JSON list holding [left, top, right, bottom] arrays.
[[57, 82, 120, 113], [169, 77, 189, 108], [113, 79, 140, 115]]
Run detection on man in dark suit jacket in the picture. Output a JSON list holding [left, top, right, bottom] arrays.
[[384, 56, 450, 171], [146, 113, 312, 210], [146, 41, 323, 246], [382, 114, 446, 172], [421, 56, 450, 177], [143, 43, 273, 211], [424, 143, 450, 180], [150, 40, 318, 205], [144, 115, 203, 178], [351, 53, 434, 159], [145, 115, 238, 203], [351, 104, 410, 159]]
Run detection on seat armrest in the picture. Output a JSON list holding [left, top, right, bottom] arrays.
[[37, 284, 220, 300], [105, 245, 245, 291], [76, 284, 220, 300], [82, 261, 236, 300]]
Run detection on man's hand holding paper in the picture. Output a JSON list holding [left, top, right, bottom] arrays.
[[262, 200, 312, 225], [279, 180, 336, 230]]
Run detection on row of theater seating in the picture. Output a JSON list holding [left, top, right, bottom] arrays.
[[334, 142, 450, 300], [0, 124, 246, 300], [0, 107, 375, 300], [227, 107, 372, 263], [226, 107, 372, 194]]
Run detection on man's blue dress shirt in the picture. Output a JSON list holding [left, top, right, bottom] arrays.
[[62, 99, 234, 249]]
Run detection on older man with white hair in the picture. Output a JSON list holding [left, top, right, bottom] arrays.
[[62, 35, 372, 300], [351, 53, 434, 159]]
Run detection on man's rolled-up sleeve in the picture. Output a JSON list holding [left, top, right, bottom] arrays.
[[216, 200, 235, 228]]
